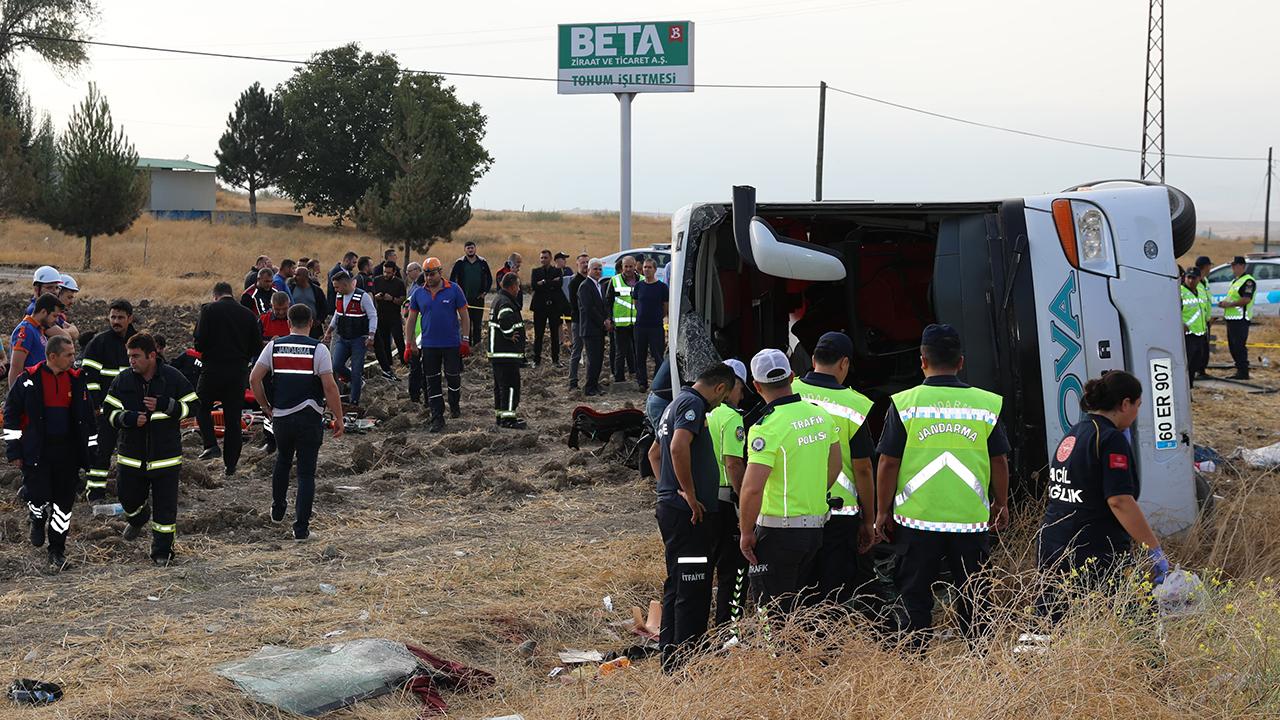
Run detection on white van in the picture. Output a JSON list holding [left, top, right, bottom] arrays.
[[665, 181, 1203, 534]]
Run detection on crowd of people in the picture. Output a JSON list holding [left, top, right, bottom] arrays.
[[1, 242, 671, 570]]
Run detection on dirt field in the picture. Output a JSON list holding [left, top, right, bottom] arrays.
[[2, 259, 1280, 716]]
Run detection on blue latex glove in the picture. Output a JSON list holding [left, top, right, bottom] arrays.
[[1149, 547, 1169, 585]]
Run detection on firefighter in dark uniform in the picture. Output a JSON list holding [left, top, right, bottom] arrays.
[[79, 299, 138, 500], [4, 335, 96, 570], [488, 272, 528, 429], [645, 361, 737, 673], [1037, 370, 1167, 621], [105, 333, 199, 565]]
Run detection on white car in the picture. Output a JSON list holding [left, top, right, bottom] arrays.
[[665, 179, 1205, 535], [600, 245, 672, 283], [1206, 257, 1280, 318]]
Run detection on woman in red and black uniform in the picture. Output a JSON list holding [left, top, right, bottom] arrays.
[[1037, 370, 1168, 620]]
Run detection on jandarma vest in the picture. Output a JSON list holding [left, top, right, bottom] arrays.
[[793, 378, 874, 516], [334, 289, 370, 338], [269, 335, 324, 410], [890, 384, 1002, 533]]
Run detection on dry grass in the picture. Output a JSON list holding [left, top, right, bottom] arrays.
[[0, 200, 669, 304]]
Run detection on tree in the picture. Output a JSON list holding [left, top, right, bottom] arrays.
[[215, 81, 289, 226], [39, 83, 145, 269], [358, 74, 492, 258], [277, 44, 399, 224], [0, 116, 35, 216], [0, 0, 97, 76]]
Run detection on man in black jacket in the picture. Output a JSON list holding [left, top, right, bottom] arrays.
[[371, 261, 407, 380], [106, 333, 199, 565], [327, 251, 359, 309], [4, 335, 97, 570], [241, 269, 274, 316], [449, 241, 492, 348], [577, 259, 608, 396], [244, 255, 272, 289], [489, 273, 528, 429], [80, 299, 138, 500], [530, 249, 565, 367], [194, 282, 262, 476], [567, 254, 590, 390]]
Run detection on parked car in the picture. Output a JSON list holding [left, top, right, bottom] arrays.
[[1206, 256, 1280, 318], [664, 180, 1205, 535], [600, 245, 671, 282]]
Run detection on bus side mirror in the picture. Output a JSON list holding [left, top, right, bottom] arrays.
[[748, 217, 846, 281]]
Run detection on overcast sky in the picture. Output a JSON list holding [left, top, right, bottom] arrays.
[[13, 0, 1278, 220]]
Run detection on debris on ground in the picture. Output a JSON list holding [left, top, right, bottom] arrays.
[[7, 679, 63, 705], [557, 649, 603, 664], [215, 639, 421, 716], [1155, 569, 1208, 617], [1228, 440, 1280, 469]]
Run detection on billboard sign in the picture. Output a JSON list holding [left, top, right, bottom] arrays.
[[557, 21, 694, 94]]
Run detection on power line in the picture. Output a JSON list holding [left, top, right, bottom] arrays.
[[825, 85, 1266, 161], [12, 31, 1271, 163], [7, 32, 812, 89]]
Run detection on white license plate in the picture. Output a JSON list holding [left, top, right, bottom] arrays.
[[1149, 358, 1177, 450]]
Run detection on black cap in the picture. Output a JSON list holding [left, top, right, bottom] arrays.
[[1184, 266, 1201, 279], [554, 252, 570, 260], [814, 331, 854, 360], [1195, 255, 1212, 268], [1232, 256, 1248, 266], [921, 323, 962, 351]]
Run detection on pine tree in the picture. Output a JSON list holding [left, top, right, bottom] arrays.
[[215, 81, 289, 226], [39, 83, 145, 269]]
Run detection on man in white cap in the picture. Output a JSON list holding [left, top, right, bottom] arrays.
[[739, 348, 840, 616], [645, 360, 737, 673], [707, 358, 750, 629], [51, 274, 80, 343], [27, 266, 61, 315]]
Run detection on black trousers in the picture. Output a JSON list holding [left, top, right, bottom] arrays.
[[24, 437, 78, 554], [748, 525, 824, 615], [1185, 334, 1208, 386], [272, 410, 323, 533], [374, 310, 405, 373], [657, 503, 717, 673], [611, 326, 637, 381], [87, 412, 118, 494], [634, 326, 664, 389], [118, 467, 179, 561], [492, 362, 521, 420], [893, 526, 991, 644], [408, 352, 425, 404], [196, 366, 247, 471], [423, 347, 462, 420], [711, 498, 749, 627], [812, 514, 872, 607], [467, 302, 484, 347], [584, 335, 605, 393], [1227, 319, 1250, 373], [532, 309, 561, 364]]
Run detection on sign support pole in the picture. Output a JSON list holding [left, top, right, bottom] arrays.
[[617, 92, 635, 251]]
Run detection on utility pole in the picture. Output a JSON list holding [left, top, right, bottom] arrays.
[[1266, 146, 1274, 253], [617, 92, 635, 251], [1139, 0, 1165, 182], [815, 81, 827, 201]]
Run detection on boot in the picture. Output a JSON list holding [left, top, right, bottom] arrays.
[[498, 418, 528, 430], [428, 415, 446, 433], [122, 522, 142, 541], [1229, 371, 1250, 380], [29, 512, 46, 548], [48, 550, 70, 571], [450, 406, 461, 419]]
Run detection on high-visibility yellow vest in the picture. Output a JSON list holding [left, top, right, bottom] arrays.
[[891, 384, 1002, 533], [792, 378, 873, 516], [1224, 274, 1256, 321], [1181, 284, 1206, 335], [610, 274, 637, 327], [747, 398, 835, 525]]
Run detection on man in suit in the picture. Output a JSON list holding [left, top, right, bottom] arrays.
[[194, 281, 263, 476], [576, 259, 607, 396]]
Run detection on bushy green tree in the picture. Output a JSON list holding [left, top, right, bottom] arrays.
[[215, 81, 289, 226], [358, 73, 492, 258], [39, 83, 145, 269], [276, 44, 399, 224], [0, 0, 97, 75]]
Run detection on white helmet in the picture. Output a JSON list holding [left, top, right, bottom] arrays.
[[33, 265, 61, 285], [58, 273, 79, 292]]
